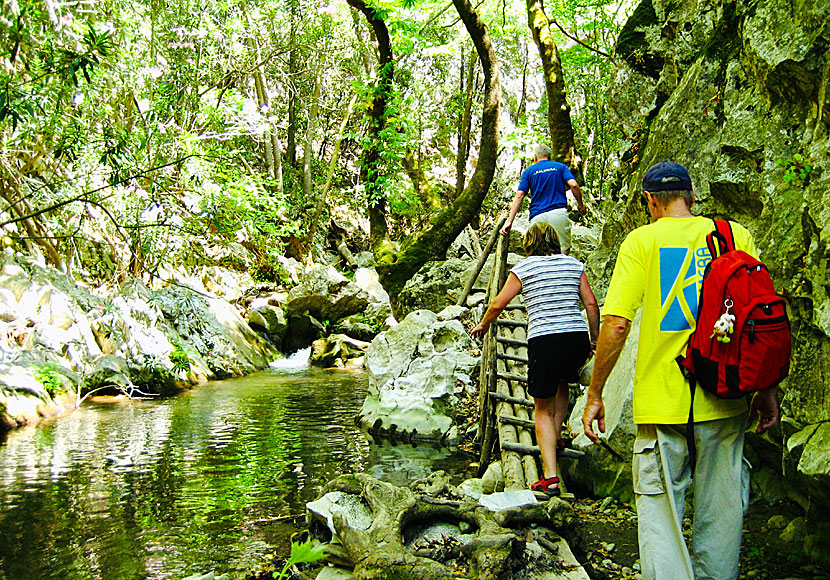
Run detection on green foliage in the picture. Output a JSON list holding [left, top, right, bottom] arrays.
[[275, 540, 327, 580], [356, 314, 384, 333], [778, 153, 812, 186], [133, 353, 168, 390], [169, 343, 193, 375], [33, 364, 62, 397]]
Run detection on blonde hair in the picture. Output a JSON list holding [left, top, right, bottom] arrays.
[[523, 222, 561, 256]]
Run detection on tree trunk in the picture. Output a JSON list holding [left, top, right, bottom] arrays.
[[307, 93, 358, 253], [350, 7, 374, 78], [302, 68, 322, 202], [376, 0, 501, 301], [526, 0, 581, 178], [518, 41, 528, 121], [286, 0, 298, 166], [346, 0, 393, 255], [455, 51, 477, 198], [402, 149, 440, 213], [246, 15, 284, 194]]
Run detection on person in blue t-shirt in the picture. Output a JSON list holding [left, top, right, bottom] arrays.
[[500, 144, 586, 254]]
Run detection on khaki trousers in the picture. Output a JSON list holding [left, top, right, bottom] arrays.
[[530, 208, 571, 252], [633, 414, 749, 580]]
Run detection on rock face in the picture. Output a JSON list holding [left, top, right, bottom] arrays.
[[0, 251, 277, 430], [284, 265, 370, 323], [585, 0, 830, 525], [359, 309, 479, 441], [396, 259, 471, 318]]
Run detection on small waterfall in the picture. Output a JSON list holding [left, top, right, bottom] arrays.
[[269, 347, 311, 369]]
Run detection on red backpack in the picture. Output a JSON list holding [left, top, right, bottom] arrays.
[[678, 219, 791, 398]]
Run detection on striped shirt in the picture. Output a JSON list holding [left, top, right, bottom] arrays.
[[510, 255, 587, 339]]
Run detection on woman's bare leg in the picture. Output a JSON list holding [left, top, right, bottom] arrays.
[[534, 394, 558, 479]]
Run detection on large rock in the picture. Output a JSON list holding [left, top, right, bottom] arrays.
[[359, 309, 479, 440], [564, 312, 640, 503], [588, 0, 830, 518], [396, 259, 471, 318], [247, 305, 288, 346], [306, 472, 588, 580], [283, 312, 326, 354], [310, 334, 370, 368], [353, 267, 390, 304], [284, 265, 370, 322]]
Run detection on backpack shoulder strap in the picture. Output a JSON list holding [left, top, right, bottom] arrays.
[[707, 219, 736, 259]]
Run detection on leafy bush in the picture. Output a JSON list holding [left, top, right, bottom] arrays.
[[169, 343, 193, 375], [33, 364, 63, 397]]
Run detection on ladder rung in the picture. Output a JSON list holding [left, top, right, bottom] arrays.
[[496, 372, 528, 383], [496, 336, 528, 348], [496, 319, 527, 328], [502, 441, 585, 460], [497, 353, 528, 364], [488, 391, 534, 408], [504, 303, 526, 311], [498, 414, 535, 429]]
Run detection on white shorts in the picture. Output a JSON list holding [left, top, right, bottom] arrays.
[[530, 208, 571, 252]]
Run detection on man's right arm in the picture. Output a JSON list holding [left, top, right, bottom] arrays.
[[582, 314, 631, 443], [501, 190, 526, 235]]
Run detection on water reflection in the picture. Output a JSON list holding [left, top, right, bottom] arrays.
[[0, 368, 471, 580]]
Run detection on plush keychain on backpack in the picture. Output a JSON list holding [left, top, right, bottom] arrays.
[[711, 299, 735, 343]]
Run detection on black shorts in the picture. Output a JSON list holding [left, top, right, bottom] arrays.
[[527, 331, 591, 399]]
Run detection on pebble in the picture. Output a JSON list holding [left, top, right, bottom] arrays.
[[606, 542, 616, 552], [746, 570, 758, 579], [622, 567, 632, 576], [600, 496, 614, 510], [633, 562, 641, 572], [602, 558, 614, 569]]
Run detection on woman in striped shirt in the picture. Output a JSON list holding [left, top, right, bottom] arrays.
[[471, 223, 600, 496]]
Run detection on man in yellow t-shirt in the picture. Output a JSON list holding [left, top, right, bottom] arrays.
[[582, 161, 780, 580]]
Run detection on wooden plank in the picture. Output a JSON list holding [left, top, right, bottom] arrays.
[[497, 352, 528, 364], [504, 303, 526, 311], [495, 319, 527, 328], [502, 441, 585, 460]]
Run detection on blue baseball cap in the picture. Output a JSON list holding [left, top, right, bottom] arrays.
[[642, 161, 693, 192]]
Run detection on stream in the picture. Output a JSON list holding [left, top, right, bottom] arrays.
[[0, 353, 471, 580]]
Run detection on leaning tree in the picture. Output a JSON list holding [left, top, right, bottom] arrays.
[[350, 0, 501, 301]]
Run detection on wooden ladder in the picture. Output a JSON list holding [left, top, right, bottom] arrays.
[[469, 224, 584, 493]]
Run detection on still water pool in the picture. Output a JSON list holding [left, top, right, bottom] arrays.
[[0, 364, 471, 580]]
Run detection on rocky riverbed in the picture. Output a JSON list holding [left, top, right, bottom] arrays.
[[241, 492, 830, 580]]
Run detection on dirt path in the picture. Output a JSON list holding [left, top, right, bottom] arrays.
[[567, 497, 829, 580]]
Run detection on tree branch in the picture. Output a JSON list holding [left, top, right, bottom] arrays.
[[551, 20, 612, 59], [0, 155, 201, 228]]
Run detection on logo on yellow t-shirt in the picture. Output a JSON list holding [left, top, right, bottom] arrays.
[[659, 246, 712, 331]]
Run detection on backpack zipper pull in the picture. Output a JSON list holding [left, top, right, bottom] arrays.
[[748, 319, 756, 343]]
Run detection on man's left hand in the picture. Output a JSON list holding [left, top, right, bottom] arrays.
[[749, 387, 780, 434], [577, 203, 587, 216]]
